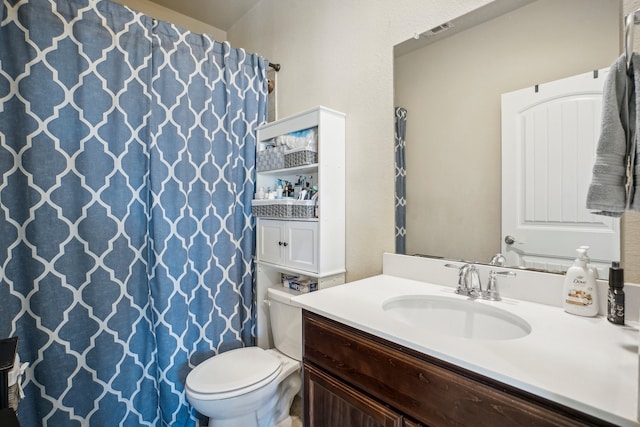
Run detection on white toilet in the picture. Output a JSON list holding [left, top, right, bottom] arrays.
[[185, 287, 302, 427]]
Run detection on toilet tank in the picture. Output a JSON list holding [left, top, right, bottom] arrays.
[[267, 287, 302, 361]]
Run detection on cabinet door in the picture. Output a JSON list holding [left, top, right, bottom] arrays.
[[285, 221, 318, 272], [257, 219, 285, 265], [305, 363, 403, 427]]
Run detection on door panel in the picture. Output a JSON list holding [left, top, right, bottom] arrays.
[[286, 221, 318, 271], [501, 69, 619, 276], [258, 219, 284, 265]]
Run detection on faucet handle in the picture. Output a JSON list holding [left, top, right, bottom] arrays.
[[445, 263, 472, 296], [484, 270, 516, 301]]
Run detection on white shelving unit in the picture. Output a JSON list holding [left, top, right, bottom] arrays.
[[254, 106, 346, 348]]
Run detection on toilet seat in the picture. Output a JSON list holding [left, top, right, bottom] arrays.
[[186, 347, 282, 399]]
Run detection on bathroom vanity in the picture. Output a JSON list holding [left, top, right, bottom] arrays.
[[293, 254, 639, 427], [304, 311, 609, 426]]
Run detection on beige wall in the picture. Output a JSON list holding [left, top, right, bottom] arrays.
[[395, 0, 620, 263], [227, 0, 495, 281], [114, 0, 226, 40]]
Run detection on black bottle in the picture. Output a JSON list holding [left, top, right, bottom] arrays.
[[607, 262, 625, 325]]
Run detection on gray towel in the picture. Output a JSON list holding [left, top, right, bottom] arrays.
[[586, 53, 637, 217], [631, 54, 640, 211], [587, 55, 635, 217]]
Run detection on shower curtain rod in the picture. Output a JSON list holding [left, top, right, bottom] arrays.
[[268, 62, 281, 72], [625, 9, 640, 70]]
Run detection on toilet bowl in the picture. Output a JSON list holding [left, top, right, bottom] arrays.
[[185, 287, 302, 426]]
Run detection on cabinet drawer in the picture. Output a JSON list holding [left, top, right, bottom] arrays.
[[303, 311, 613, 427], [305, 363, 404, 427]]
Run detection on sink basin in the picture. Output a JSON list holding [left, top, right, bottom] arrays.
[[382, 295, 531, 340]]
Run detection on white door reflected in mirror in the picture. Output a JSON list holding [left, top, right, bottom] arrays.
[[501, 69, 620, 276]]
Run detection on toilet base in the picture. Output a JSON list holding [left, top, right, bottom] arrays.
[[206, 371, 300, 427], [268, 369, 301, 426], [198, 350, 301, 427], [274, 415, 292, 427], [206, 415, 293, 427]]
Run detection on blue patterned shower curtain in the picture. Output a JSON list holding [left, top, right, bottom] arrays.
[[0, 0, 267, 425]]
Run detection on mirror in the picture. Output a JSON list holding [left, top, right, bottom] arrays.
[[393, 0, 623, 272]]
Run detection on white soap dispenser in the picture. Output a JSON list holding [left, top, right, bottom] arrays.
[[579, 245, 598, 281], [562, 247, 599, 317]]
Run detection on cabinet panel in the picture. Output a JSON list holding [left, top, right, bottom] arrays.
[[304, 311, 613, 427], [257, 219, 285, 265], [285, 221, 317, 271], [305, 363, 403, 427], [257, 219, 318, 272]]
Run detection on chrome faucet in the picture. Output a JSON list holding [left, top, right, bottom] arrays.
[[447, 263, 517, 300], [466, 264, 483, 298], [454, 263, 483, 298], [489, 253, 507, 266], [455, 264, 470, 295]]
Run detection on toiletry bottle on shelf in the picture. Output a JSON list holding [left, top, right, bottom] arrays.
[[562, 247, 599, 317], [607, 262, 625, 325]]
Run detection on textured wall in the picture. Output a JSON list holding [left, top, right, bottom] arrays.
[[227, 0, 493, 280], [114, 0, 226, 40]]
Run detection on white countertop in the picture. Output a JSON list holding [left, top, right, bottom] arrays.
[[292, 274, 639, 426]]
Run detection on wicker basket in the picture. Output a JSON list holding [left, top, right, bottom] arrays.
[[256, 146, 285, 172], [252, 199, 316, 218], [284, 148, 317, 168]]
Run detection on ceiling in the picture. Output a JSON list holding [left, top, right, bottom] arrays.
[[394, 0, 534, 57], [148, 0, 260, 31]]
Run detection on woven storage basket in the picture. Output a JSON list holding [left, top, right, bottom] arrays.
[[256, 146, 285, 172], [291, 202, 315, 218], [284, 148, 317, 168], [252, 199, 316, 218]]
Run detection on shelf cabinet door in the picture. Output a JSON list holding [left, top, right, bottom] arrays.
[[304, 363, 404, 427], [257, 219, 318, 273], [285, 220, 318, 271], [257, 219, 286, 265]]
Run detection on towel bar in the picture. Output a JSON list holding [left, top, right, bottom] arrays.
[[625, 9, 640, 70]]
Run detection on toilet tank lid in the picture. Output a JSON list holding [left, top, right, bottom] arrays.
[[186, 347, 281, 395], [267, 286, 301, 304]]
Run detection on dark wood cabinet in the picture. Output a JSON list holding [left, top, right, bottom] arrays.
[[302, 310, 615, 427], [305, 363, 406, 427]]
